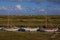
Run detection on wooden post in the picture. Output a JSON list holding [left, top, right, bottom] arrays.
[[50, 32, 60, 40]]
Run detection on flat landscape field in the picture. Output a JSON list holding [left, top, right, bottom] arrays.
[[0, 15, 60, 40], [0, 31, 60, 40], [0, 15, 60, 27]]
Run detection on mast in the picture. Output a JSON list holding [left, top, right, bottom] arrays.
[[7, 10, 9, 27], [45, 11, 48, 27]]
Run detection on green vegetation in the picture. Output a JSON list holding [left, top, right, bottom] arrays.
[[0, 31, 60, 40], [0, 15, 60, 40], [0, 15, 60, 27]]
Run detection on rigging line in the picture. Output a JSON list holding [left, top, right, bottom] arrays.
[[7, 11, 9, 27], [45, 11, 48, 27]]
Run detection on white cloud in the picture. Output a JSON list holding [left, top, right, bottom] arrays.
[[0, 7, 2, 10], [39, 9, 45, 12], [2, 6, 8, 10], [54, 8, 60, 10], [16, 5, 22, 10], [0, 6, 15, 13], [0, 6, 7, 10]]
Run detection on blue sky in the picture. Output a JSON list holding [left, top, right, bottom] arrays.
[[0, 0, 60, 15]]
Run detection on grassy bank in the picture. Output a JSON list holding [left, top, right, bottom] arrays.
[[0, 15, 60, 27], [0, 31, 60, 40]]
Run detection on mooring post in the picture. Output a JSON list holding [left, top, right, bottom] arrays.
[[50, 32, 56, 40]]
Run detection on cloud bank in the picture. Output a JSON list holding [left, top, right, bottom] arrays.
[[0, 0, 60, 15], [0, 4, 60, 15]]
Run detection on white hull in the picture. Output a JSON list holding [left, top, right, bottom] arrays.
[[4, 28, 19, 31], [24, 28, 38, 32], [45, 28, 58, 32]]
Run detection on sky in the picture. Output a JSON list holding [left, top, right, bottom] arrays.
[[0, 0, 60, 15]]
